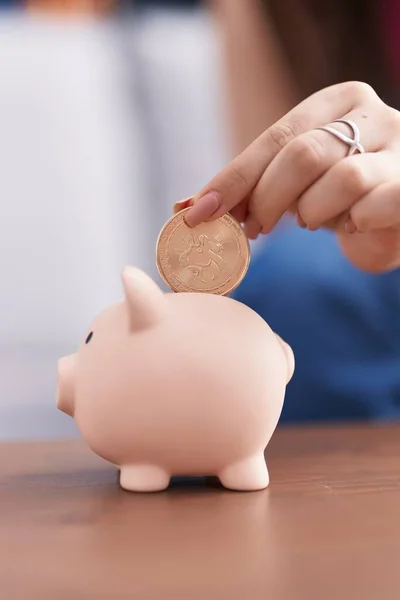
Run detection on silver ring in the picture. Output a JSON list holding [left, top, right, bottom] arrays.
[[316, 118, 365, 155]]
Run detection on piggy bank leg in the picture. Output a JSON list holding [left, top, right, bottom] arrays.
[[120, 465, 170, 493], [218, 454, 269, 491]]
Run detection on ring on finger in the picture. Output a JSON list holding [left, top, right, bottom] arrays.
[[316, 118, 365, 156]]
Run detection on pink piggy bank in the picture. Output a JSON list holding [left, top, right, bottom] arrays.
[[57, 267, 294, 492]]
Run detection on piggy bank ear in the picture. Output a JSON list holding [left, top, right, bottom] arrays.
[[122, 267, 166, 332]]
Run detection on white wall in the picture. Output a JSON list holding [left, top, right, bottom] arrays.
[[0, 8, 229, 439]]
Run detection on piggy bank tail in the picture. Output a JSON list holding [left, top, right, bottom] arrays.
[[275, 334, 295, 384]]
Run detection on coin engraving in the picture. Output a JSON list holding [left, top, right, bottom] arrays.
[[156, 208, 250, 295]]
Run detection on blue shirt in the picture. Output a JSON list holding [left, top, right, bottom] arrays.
[[232, 223, 400, 422]]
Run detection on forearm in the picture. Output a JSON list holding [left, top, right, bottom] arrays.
[[209, 0, 299, 153]]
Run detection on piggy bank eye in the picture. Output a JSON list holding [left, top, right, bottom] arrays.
[[85, 331, 93, 344]]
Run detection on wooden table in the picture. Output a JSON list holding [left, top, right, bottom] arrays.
[[1, 423, 400, 599]]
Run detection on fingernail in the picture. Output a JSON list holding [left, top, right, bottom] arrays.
[[173, 197, 193, 214], [345, 217, 357, 234], [184, 191, 222, 227]]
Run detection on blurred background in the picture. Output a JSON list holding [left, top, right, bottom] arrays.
[[1, 0, 399, 440]]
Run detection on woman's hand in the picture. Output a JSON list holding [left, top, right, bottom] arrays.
[[180, 81, 400, 273]]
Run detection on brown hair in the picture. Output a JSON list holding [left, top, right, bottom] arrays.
[[264, 0, 395, 105]]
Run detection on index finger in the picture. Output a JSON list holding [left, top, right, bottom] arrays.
[[184, 82, 374, 227]]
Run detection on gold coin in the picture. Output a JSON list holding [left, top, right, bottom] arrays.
[[156, 207, 250, 295]]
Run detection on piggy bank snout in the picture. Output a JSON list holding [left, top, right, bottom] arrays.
[[57, 354, 77, 417]]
